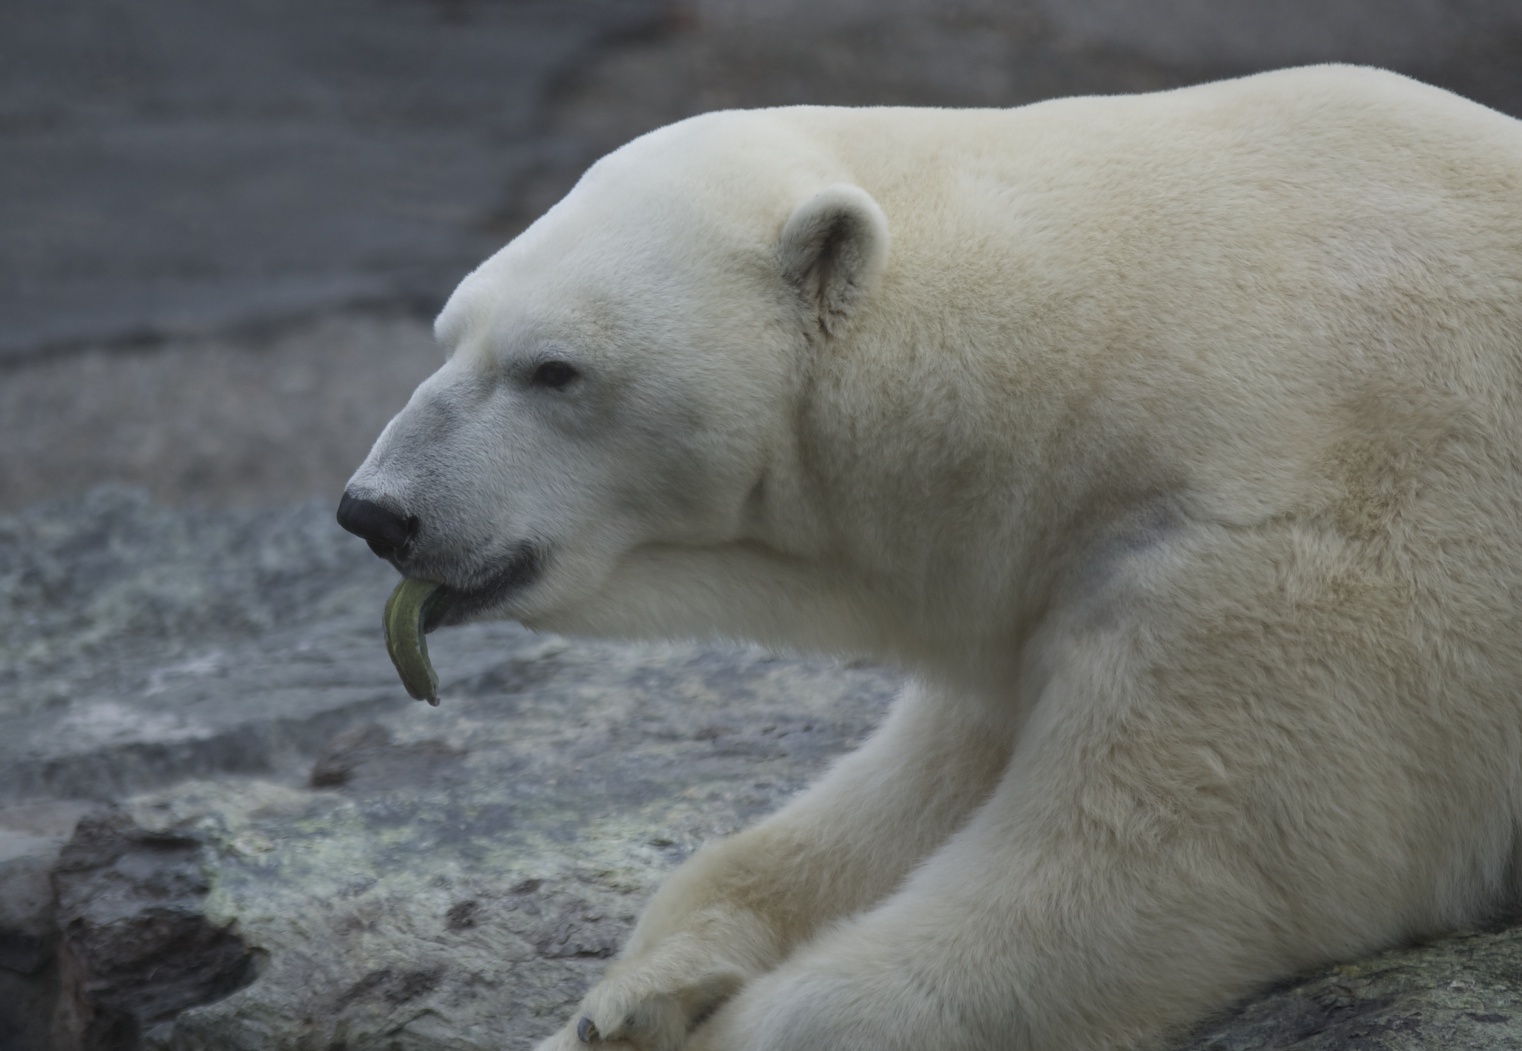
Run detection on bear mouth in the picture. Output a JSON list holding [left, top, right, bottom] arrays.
[[422, 542, 543, 632]]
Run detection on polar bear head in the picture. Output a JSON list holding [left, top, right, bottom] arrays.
[[340, 113, 891, 646]]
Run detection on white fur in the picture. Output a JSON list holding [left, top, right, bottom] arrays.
[[346, 65, 1522, 1050]]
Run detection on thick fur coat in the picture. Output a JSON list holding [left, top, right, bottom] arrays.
[[343, 66, 1522, 1050]]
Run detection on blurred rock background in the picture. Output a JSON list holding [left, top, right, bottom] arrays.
[[3, 2, 1522, 1049], [4, 0, 1522, 511]]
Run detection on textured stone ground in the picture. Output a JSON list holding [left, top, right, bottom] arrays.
[[4, 491, 1522, 1049], [0, 490, 896, 1049]]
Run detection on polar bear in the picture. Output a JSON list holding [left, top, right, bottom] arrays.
[[338, 65, 1522, 1050]]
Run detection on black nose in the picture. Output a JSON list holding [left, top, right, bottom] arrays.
[[337, 492, 419, 561]]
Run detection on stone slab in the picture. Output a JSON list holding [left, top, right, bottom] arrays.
[[0, 489, 899, 1048]]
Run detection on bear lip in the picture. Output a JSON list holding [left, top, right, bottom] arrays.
[[421, 542, 542, 632]]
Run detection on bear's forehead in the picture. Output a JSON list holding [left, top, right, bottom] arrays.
[[433, 108, 860, 358], [435, 276, 594, 361]]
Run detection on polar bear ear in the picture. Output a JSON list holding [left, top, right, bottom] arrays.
[[777, 184, 889, 340]]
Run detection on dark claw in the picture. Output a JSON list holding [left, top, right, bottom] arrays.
[[577, 1017, 600, 1044]]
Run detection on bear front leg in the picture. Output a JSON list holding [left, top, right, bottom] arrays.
[[534, 679, 1019, 1051], [681, 611, 1445, 1051], [680, 752, 1293, 1051]]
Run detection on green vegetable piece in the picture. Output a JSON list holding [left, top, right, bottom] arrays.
[[383, 578, 444, 705]]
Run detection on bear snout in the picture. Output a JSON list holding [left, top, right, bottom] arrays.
[[337, 491, 420, 563]]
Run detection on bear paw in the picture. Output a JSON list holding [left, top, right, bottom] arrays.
[[684, 957, 989, 1051], [537, 955, 748, 1051]]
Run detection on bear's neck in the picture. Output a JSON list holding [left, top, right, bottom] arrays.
[[748, 311, 1199, 694]]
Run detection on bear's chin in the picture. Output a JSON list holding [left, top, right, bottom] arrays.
[[421, 542, 542, 632]]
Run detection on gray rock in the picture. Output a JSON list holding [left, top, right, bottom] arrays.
[[1035, 0, 1522, 78], [0, 311, 440, 513], [1180, 922, 1522, 1050], [52, 808, 260, 1050], [0, 489, 898, 1048], [94, 627, 895, 1051], [0, 486, 409, 806], [0, 0, 666, 358], [48, 780, 1522, 1051], [0, 799, 93, 1051], [7, 491, 1522, 1048]]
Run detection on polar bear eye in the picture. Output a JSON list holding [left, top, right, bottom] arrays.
[[529, 360, 580, 390]]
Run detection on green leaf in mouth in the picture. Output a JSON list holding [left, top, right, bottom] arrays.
[[383, 578, 444, 705]]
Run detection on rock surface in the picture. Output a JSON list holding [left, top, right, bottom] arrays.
[[0, 489, 898, 1048], [0, 311, 440, 513], [4, 490, 1522, 1049], [1179, 923, 1522, 1051], [0, 0, 665, 359]]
